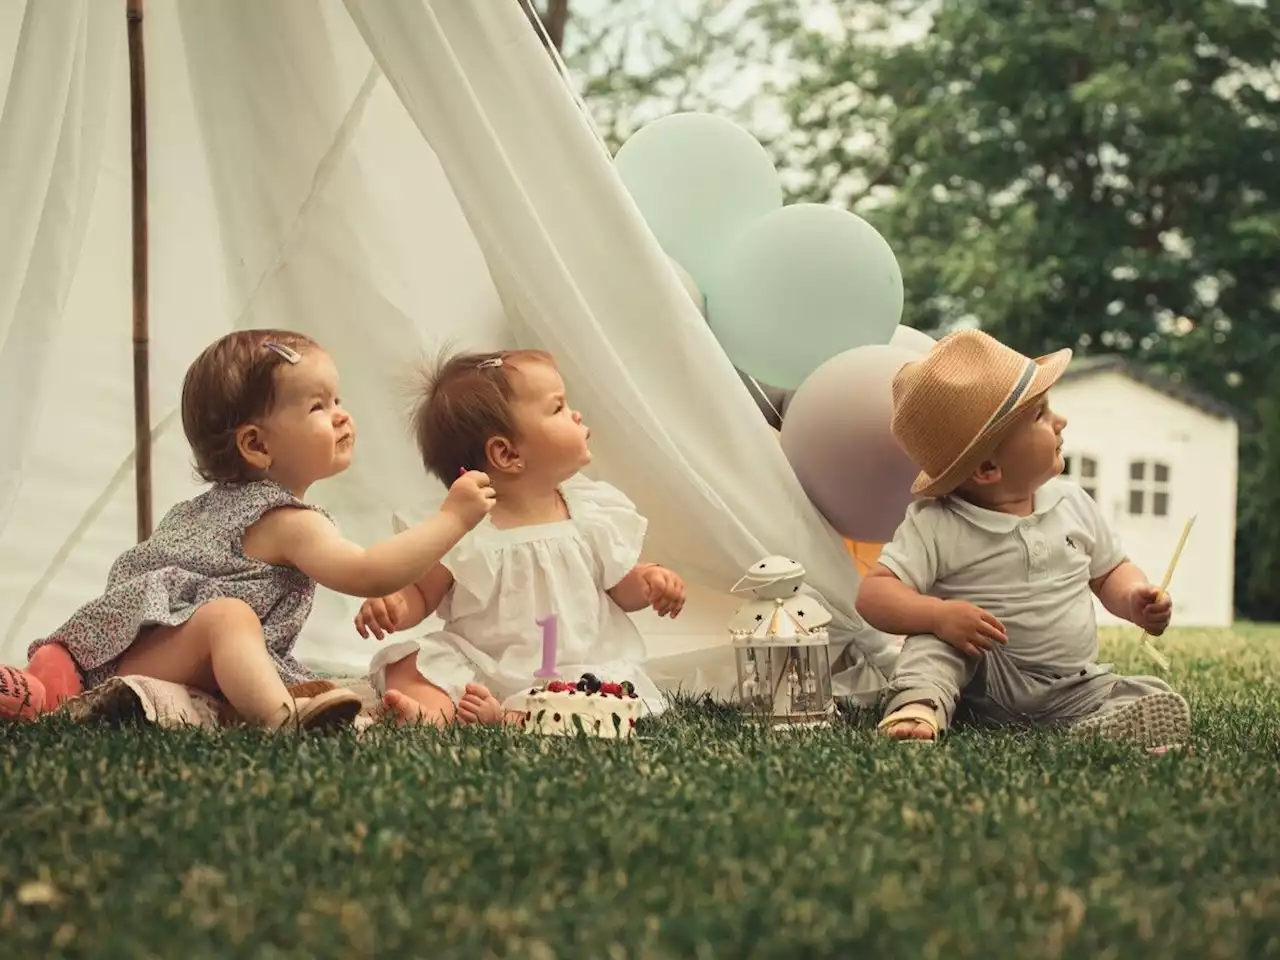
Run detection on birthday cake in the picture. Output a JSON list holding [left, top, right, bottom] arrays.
[[520, 673, 642, 740]]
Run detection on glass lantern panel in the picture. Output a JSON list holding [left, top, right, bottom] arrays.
[[736, 642, 833, 721]]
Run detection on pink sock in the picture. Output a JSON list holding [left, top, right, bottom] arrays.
[[0, 665, 47, 722], [28, 644, 83, 706]]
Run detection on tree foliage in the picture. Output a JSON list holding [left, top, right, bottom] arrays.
[[563, 0, 800, 153]]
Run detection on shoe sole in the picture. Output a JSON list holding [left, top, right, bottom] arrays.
[[1070, 692, 1190, 749], [296, 689, 363, 731], [0, 666, 45, 722]]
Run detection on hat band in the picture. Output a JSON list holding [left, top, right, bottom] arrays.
[[979, 357, 1037, 433]]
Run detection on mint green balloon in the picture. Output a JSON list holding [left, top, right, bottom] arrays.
[[704, 204, 905, 390], [614, 113, 782, 291]]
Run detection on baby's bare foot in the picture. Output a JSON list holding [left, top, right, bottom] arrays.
[[457, 683, 504, 725], [380, 690, 430, 727]]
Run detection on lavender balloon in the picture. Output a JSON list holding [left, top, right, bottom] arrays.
[[781, 344, 921, 544], [889, 324, 936, 355]]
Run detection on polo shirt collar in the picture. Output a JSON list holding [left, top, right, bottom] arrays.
[[943, 480, 1068, 534]]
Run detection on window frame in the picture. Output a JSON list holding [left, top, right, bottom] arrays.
[[1127, 459, 1171, 517], [1061, 452, 1099, 500]]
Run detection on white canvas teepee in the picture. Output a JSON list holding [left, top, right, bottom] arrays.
[[0, 0, 899, 702]]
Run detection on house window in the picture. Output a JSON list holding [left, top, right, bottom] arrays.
[[1062, 454, 1098, 499], [1128, 460, 1170, 516]]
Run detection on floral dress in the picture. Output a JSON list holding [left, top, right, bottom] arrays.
[[28, 481, 324, 691]]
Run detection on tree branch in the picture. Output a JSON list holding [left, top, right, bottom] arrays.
[[521, 0, 570, 54]]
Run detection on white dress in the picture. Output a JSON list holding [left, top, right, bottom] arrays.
[[368, 475, 666, 715]]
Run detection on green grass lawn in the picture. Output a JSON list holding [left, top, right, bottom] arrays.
[[3, 626, 1280, 959]]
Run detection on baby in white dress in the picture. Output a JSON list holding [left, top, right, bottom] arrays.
[[357, 349, 686, 725]]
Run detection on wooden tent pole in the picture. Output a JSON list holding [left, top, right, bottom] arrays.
[[127, 0, 152, 541]]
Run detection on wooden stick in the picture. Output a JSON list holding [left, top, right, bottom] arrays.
[[127, 0, 152, 541], [1140, 515, 1196, 671]]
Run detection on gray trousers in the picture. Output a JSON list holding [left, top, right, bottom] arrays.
[[883, 634, 1176, 732]]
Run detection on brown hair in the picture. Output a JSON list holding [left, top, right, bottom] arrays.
[[181, 329, 321, 484], [411, 348, 554, 484]]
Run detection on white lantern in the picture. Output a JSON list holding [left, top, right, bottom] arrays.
[[728, 555, 834, 727]]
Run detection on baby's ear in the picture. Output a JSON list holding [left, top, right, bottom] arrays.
[[969, 459, 1003, 487], [484, 435, 522, 474], [235, 424, 271, 471]]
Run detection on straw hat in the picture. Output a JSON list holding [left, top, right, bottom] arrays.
[[891, 329, 1072, 497]]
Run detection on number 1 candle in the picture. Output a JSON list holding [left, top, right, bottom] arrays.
[[535, 613, 559, 678]]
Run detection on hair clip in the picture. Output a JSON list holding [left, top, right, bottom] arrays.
[[477, 357, 503, 370], [265, 342, 302, 364]]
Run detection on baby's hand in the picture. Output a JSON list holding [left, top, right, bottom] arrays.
[[933, 600, 1007, 658], [1129, 583, 1173, 636], [640, 565, 685, 618], [354, 592, 409, 640], [442, 470, 496, 529]]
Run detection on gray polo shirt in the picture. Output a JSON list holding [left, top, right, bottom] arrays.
[[878, 479, 1126, 672]]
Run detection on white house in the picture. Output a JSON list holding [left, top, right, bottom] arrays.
[[1049, 357, 1240, 627]]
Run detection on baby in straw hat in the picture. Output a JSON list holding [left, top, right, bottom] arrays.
[[856, 330, 1191, 749]]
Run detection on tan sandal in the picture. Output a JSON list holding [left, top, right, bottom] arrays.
[[295, 688, 363, 731], [877, 702, 940, 744], [219, 680, 344, 727], [263, 688, 363, 733]]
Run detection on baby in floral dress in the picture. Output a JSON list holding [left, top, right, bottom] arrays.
[[0, 329, 494, 731]]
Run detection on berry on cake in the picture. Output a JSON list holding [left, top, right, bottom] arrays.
[[521, 672, 642, 739]]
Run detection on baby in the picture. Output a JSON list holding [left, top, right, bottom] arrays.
[[355, 349, 686, 726], [0, 330, 493, 730], [856, 330, 1191, 749]]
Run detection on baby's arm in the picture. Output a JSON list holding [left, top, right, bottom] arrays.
[[860, 507, 950, 637], [608, 563, 657, 612], [1091, 560, 1171, 634], [248, 472, 493, 598], [1076, 487, 1171, 633], [354, 564, 455, 639], [857, 566, 1007, 657], [856, 565, 947, 636], [255, 508, 465, 597], [861, 507, 1003, 655], [608, 563, 685, 617], [569, 477, 683, 617], [1091, 560, 1144, 616]]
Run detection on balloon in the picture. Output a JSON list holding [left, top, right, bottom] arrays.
[[781, 344, 920, 543], [890, 324, 936, 355], [705, 204, 905, 390], [615, 113, 782, 291], [670, 255, 794, 427]]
